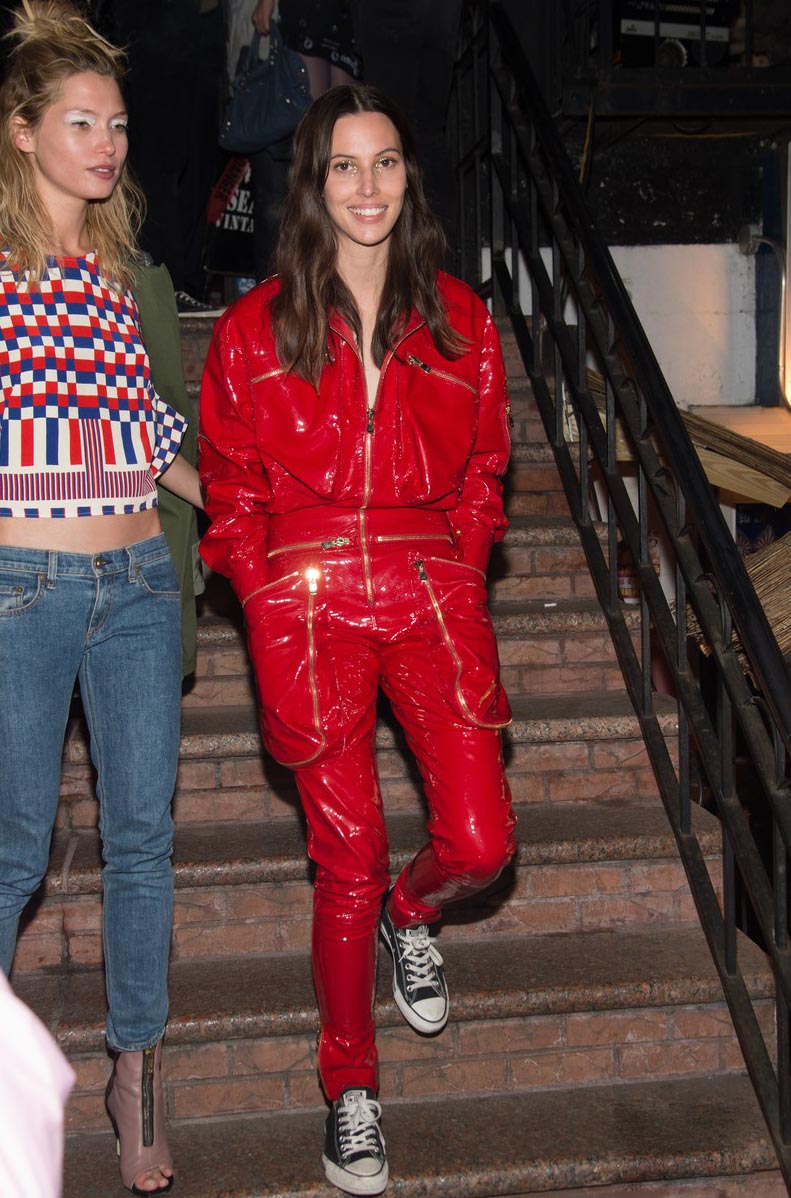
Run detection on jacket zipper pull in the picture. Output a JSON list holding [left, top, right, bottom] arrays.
[[321, 536, 350, 550], [415, 558, 428, 582], [366, 406, 375, 434], [505, 400, 514, 428], [305, 567, 320, 594], [407, 353, 431, 374]]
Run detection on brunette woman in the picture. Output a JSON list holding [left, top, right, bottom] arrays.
[[0, 2, 202, 1193], [200, 84, 515, 1196]]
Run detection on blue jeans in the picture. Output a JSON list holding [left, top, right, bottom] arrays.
[[0, 534, 181, 1050]]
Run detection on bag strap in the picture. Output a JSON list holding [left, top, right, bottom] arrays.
[[239, 22, 287, 79], [268, 21, 283, 59], [242, 31, 263, 74]]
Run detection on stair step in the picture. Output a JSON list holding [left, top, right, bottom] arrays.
[[22, 924, 771, 1130], [505, 442, 571, 516], [493, 517, 596, 602], [55, 692, 672, 832], [16, 796, 718, 973], [515, 1179, 786, 1198], [24, 925, 769, 1057], [186, 593, 634, 710], [61, 1075, 780, 1197]]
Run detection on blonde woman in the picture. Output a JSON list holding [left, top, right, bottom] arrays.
[[0, 2, 202, 1193]]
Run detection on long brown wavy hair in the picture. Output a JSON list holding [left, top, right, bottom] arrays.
[[272, 84, 466, 387], [0, 0, 143, 289]]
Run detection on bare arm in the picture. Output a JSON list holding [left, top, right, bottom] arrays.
[[252, 0, 275, 34], [157, 453, 204, 510]]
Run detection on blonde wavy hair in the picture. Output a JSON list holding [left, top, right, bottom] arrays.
[[0, 0, 144, 289]]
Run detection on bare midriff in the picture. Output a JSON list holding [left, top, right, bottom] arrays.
[[0, 508, 162, 551]]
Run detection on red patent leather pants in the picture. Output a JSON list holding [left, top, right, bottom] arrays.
[[244, 509, 516, 1099]]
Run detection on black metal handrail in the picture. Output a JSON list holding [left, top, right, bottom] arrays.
[[452, 1, 791, 1188]]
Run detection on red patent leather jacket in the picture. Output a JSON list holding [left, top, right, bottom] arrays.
[[199, 273, 511, 602]]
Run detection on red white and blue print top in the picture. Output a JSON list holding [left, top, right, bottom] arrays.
[[0, 252, 187, 518]]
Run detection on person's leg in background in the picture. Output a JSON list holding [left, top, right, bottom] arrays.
[[248, 54, 357, 283], [180, 1, 225, 299], [248, 0, 360, 281], [249, 140, 292, 281], [350, 0, 464, 263], [107, 0, 224, 302]]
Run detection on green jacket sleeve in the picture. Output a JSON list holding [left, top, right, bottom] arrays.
[[131, 262, 201, 677]]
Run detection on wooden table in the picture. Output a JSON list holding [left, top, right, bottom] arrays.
[[687, 404, 791, 506]]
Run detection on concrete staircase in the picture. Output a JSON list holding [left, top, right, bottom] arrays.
[[13, 320, 786, 1197]]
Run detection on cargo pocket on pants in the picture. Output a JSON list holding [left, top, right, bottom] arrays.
[[413, 556, 511, 730], [244, 567, 333, 767]]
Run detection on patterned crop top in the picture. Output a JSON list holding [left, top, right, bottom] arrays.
[[0, 252, 187, 518]]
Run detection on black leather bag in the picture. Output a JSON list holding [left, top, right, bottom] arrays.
[[219, 23, 311, 155]]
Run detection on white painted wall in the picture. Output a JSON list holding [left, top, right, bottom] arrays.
[[611, 244, 756, 408], [499, 241, 757, 409]]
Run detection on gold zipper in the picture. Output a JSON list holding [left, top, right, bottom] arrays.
[[283, 573, 327, 767], [415, 558, 509, 729], [406, 354, 477, 394], [267, 536, 350, 559], [241, 570, 300, 608], [375, 533, 453, 544], [250, 367, 285, 383], [360, 368, 384, 604], [444, 558, 487, 581], [331, 322, 427, 604]]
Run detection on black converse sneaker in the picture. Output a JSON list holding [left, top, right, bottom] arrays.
[[379, 898, 449, 1035], [173, 290, 225, 317], [322, 1087, 388, 1196]]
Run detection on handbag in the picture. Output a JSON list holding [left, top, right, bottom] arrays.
[[219, 23, 311, 156]]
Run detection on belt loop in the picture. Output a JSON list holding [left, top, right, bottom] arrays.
[[46, 551, 57, 588], [126, 543, 136, 581]]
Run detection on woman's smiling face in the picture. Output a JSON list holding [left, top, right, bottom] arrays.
[[323, 111, 407, 259]]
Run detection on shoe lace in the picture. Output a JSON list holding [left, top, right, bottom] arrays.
[[399, 926, 444, 994], [338, 1093, 384, 1158]]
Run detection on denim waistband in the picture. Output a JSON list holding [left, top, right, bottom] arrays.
[[0, 532, 170, 578]]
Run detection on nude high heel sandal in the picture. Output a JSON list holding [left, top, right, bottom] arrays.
[[106, 1041, 174, 1196]]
